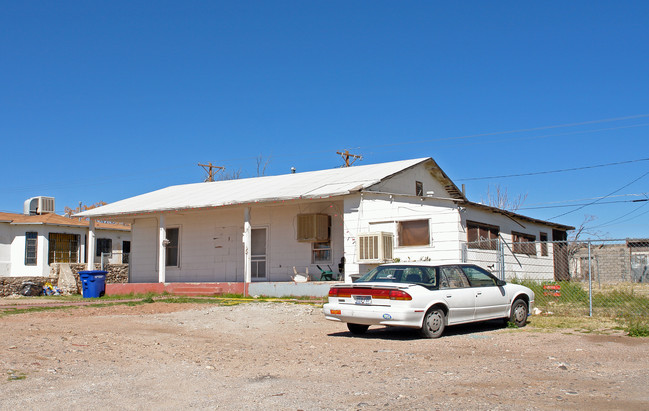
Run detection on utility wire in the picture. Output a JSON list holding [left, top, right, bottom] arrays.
[[586, 201, 649, 230], [519, 197, 649, 210], [548, 170, 649, 220], [457, 158, 649, 181]]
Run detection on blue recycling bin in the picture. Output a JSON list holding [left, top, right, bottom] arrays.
[[79, 270, 107, 298]]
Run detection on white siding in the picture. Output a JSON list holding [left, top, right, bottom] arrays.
[[128, 201, 345, 283], [343, 192, 463, 278], [462, 206, 555, 280]]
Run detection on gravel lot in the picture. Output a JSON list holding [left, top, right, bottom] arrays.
[[1, 300, 648, 410]]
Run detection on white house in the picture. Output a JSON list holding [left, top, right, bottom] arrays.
[[77, 158, 573, 283], [0, 197, 131, 277]]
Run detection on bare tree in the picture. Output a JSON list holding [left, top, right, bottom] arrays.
[[217, 168, 243, 181], [256, 155, 271, 177], [481, 184, 528, 211]]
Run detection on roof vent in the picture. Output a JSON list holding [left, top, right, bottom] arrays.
[[24, 196, 55, 215]]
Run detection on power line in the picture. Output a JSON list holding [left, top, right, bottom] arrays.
[[457, 157, 649, 181], [586, 201, 649, 230], [548, 170, 649, 220], [524, 192, 649, 207], [518, 198, 649, 210]]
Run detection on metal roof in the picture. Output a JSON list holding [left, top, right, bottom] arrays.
[[77, 158, 433, 218]]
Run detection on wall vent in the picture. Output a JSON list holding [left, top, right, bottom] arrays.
[[357, 232, 394, 263]]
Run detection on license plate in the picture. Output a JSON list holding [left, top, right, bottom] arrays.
[[353, 295, 372, 305]]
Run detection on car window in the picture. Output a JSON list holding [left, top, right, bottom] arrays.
[[356, 267, 404, 282], [356, 265, 438, 287], [439, 266, 470, 289], [462, 266, 498, 287]]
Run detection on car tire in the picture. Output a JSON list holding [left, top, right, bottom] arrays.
[[509, 299, 528, 328], [420, 308, 445, 338], [347, 323, 370, 335]]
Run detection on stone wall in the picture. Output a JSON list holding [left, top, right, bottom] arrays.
[[0, 276, 58, 297], [0, 264, 130, 297], [50, 263, 129, 291]]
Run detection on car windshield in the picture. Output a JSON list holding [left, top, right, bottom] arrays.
[[356, 265, 437, 287]]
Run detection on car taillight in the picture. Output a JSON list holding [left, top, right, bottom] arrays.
[[328, 288, 339, 297], [389, 290, 412, 300]]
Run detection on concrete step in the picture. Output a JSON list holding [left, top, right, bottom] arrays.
[[166, 284, 223, 296]]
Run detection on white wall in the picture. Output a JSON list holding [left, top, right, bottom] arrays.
[[461, 206, 556, 280], [0, 223, 13, 276], [128, 200, 345, 283], [343, 192, 463, 279], [0, 223, 130, 278]]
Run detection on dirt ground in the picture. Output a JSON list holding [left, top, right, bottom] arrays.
[[1, 299, 648, 410]]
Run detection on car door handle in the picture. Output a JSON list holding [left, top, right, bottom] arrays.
[[446, 295, 452, 298], [476, 292, 482, 296]]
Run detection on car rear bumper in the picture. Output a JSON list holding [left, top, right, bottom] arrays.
[[323, 302, 424, 328]]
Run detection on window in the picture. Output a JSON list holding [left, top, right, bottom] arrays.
[[122, 241, 131, 264], [540, 232, 548, 256], [467, 221, 499, 250], [251, 228, 266, 278], [398, 220, 430, 247], [165, 228, 179, 267], [415, 181, 424, 196], [461, 265, 498, 287], [49, 233, 80, 264], [25, 232, 37, 265], [512, 232, 536, 256], [439, 266, 470, 288], [312, 241, 331, 263], [96, 238, 112, 257]]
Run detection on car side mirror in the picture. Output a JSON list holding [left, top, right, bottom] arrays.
[[496, 279, 506, 287]]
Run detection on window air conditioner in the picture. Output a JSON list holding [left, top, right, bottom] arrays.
[[357, 232, 394, 263]]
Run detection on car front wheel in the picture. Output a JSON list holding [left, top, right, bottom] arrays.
[[347, 323, 370, 335], [420, 308, 445, 338], [509, 299, 528, 328]]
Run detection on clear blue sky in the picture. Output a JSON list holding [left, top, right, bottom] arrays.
[[1, 1, 648, 239]]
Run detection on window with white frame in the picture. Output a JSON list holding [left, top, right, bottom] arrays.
[[312, 241, 331, 263]]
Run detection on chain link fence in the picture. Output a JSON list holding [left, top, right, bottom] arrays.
[[463, 238, 649, 321]]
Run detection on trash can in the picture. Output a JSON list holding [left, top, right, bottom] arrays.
[[79, 270, 107, 298]]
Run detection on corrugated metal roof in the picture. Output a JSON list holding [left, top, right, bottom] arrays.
[[77, 158, 431, 218]]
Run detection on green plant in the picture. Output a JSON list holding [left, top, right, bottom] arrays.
[[625, 321, 649, 337]]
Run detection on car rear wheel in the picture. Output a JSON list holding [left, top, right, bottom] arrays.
[[347, 323, 370, 335], [420, 308, 445, 338], [509, 299, 528, 328]]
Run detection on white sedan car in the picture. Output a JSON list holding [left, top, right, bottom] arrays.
[[323, 262, 534, 338]]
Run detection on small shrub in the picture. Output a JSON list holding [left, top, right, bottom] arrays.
[[626, 321, 649, 337]]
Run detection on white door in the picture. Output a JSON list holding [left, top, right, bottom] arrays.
[[251, 228, 267, 280]]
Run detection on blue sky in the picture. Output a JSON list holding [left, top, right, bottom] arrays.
[[1, 1, 648, 239]]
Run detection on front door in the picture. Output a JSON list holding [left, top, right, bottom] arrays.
[[251, 228, 267, 280]]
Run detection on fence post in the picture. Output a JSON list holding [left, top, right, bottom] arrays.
[[588, 241, 593, 317], [500, 239, 506, 280]]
